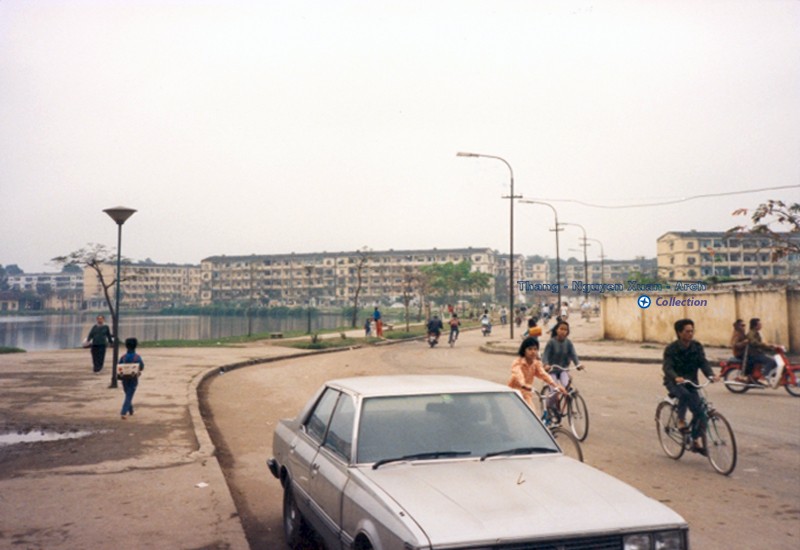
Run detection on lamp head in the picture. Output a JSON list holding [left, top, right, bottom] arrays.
[[104, 206, 137, 225]]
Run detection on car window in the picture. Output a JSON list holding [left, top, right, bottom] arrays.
[[305, 388, 339, 444], [357, 392, 555, 464], [323, 393, 355, 461]]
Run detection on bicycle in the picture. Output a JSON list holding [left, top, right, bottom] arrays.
[[533, 388, 583, 462], [541, 365, 589, 442], [448, 329, 459, 347], [655, 380, 737, 476]]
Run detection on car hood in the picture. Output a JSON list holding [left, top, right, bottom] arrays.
[[357, 456, 685, 546]]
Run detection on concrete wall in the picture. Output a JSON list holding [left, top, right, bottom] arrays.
[[602, 288, 795, 351]]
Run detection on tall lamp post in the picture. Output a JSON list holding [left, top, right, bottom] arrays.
[[519, 200, 562, 308], [585, 237, 605, 286], [561, 222, 589, 287], [457, 151, 519, 339], [103, 206, 136, 389]]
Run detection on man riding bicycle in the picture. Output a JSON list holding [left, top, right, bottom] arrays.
[[448, 313, 460, 343], [663, 319, 719, 454]]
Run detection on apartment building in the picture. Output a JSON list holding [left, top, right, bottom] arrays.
[[520, 257, 657, 286], [7, 271, 83, 293], [83, 262, 202, 309], [200, 248, 500, 307], [657, 231, 800, 281]]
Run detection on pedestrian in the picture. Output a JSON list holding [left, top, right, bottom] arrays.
[[85, 315, 113, 373], [364, 317, 372, 337], [373, 306, 383, 338], [500, 307, 508, 325], [118, 337, 144, 419]]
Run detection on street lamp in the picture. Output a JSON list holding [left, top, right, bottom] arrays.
[[103, 206, 136, 389], [519, 200, 563, 309], [561, 222, 589, 288], [457, 151, 519, 339], [585, 237, 605, 286]]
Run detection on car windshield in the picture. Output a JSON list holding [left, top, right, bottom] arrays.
[[356, 391, 557, 465]]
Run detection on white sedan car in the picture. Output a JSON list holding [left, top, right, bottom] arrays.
[[267, 375, 688, 550]]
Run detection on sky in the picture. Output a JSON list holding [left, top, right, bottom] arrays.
[[1, 0, 798, 273]]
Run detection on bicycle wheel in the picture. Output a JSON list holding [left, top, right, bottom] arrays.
[[704, 411, 737, 475], [723, 367, 749, 394], [567, 392, 589, 441], [551, 426, 583, 462], [655, 401, 685, 459]]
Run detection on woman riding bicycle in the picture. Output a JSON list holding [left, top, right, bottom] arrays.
[[542, 320, 584, 415], [508, 337, 567, 417]]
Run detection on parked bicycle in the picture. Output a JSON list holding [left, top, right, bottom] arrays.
[[540, 365, 589, 441], [533, 388, 583, 462], [655, 380, 737, 475], [720, 346, 800, 397]]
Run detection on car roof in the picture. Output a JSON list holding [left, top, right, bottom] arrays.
[[324, 375, 511, 398]]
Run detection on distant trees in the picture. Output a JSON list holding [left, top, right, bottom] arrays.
[[419, 260, 492, 313]]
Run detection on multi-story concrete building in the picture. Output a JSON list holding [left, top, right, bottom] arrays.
[[83, 263, 202, 310], [7, 271, 84, 293], [657, 231, 800, 281], [200, 248, 500, 307], [520, 256, 657, 287]]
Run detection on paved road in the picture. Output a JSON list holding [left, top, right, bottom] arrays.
[[202, 330, 800, 549]]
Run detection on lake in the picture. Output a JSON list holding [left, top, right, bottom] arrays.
[[0, 313, 353, 352]]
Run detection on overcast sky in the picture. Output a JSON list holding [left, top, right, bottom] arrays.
[[1, 0, 798, 273]]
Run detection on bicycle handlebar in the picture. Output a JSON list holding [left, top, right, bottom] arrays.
[[679, 379, 713, 389], [547, 364, 584, 371]]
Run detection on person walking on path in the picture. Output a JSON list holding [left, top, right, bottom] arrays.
[[118, 337, 145, 419], [373, 306, 383, 338], [86, 315, 113, 373]]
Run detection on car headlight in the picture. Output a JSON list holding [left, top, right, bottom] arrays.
[[624, 530, 686, 550]]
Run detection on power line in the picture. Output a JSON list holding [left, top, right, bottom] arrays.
[[537, 184, 799, 209]]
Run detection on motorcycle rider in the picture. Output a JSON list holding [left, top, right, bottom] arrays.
[[746, 318, 779, 382], [480, 309, 492, 336], [427, 314, 443, 344]]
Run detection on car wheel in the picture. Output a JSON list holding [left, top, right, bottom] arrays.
[[283, 482, 311, 549]]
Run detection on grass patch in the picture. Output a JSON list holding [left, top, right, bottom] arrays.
[[0, 346, 26, 354]]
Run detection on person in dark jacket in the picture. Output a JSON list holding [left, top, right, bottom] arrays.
[[663, 319, 719, 453], [86, 315, 113, 373], [118, 337, 145, 419]]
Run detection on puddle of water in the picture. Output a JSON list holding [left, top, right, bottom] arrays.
[[0, 430, 94, 446]]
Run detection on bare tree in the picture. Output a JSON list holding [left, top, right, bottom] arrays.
[[350, 247, 372, 328], [729, 200, 800, 261], [52, 244, 135, 388]]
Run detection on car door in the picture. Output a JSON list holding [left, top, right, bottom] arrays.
[[288, 387, 340, 536], [309, 391, 356, 550]]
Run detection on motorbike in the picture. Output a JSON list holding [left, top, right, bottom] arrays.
[[720, 347, 800, 396], [481, 322, 492, 337], [427, 332, 440, 348]]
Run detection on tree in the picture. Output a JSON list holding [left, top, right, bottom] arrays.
[[52, 244, 121, 319], [728, 200, 800, 261], [52, 244, 132, 388], [349, 247, 372, 328], [419, 261, 492, 313]]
